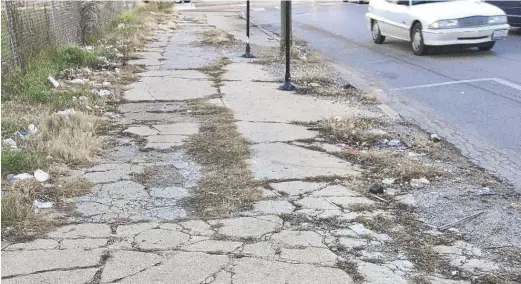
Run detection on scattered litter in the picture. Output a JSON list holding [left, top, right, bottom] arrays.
[[152, 104, 177, 112], [102, 81, 112, 87], [471, 188, 496, 196], [34, 169, 50, 182], [10, 173, 34, 182], [309, 82, 321, 87], [69, 78, 85, 85], [408, 152, 425, 157], [438, 211, 484, 231], [369, 193, 389, 203], [56, 108, 75, 116], [92, 89, 112, 97], [410, 178, 430, 188], [348, 223, 372, 235], [377, 139, 406, 150], [84, 45, 94, 51], [27, 124, 37, 135], [384, 188, 399, 196], [103, 112, 120, 119], [48, 76, 60, 88], [34, 200, 53, 209], [382, 178, 395, 185], [4, 138, 18, 150], [343, 145, 357, 154], [367, 129, 388, 136], [369, 183, 384, 194], [430, 133, 441, 142]]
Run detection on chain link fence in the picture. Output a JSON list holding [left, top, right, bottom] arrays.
[[1, 0, 138, 74]]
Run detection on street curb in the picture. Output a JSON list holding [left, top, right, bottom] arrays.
[[246, 15, 402, 121]]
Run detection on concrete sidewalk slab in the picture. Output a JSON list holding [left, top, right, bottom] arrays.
[[236, 121, 318, 143], [250, 143, 360, 180], [221, 81, 371, 123], [124, 77, 214, 101]]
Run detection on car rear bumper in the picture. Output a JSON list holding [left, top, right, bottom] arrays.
[[423, 24, 511, 46]]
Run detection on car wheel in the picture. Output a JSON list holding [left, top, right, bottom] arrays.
[[372, 21, 385, 44], [478, 41, 495, 51], [411, 23, 428, 56]]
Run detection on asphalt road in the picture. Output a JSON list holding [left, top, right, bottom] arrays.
[[240, 1, 521, 190]]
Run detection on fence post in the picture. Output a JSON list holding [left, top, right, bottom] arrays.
[[5, 0, 25, 72]]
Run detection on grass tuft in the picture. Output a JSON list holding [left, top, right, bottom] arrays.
[[321, 116, 388, 146]]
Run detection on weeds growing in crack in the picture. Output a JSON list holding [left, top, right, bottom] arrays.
[[185, 102, 262, 217], [336, 260, 365, 283], [320, 116, 389, 147], [341, 150, 443, 182]]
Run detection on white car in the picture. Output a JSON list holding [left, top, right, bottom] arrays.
[[366, 0, 511, 55]]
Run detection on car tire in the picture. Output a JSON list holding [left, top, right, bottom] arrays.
[[411, 23, 428, 56], [478, 41, 495, 51], [372, 21, 385, 44]]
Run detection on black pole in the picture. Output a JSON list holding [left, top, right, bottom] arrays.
[[279, 1, 295, 91], [241, 1, 255, 58]]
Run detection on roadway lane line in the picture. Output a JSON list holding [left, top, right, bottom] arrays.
[[390, 78, 497, 91], [493, 78, 521, 92]]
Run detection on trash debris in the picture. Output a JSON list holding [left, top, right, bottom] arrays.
[[410, 178, 430, 188], [387, 139, 401, 146], [92, 89, 112, 97], [10, 173, 34, 182], [69, 78, 85, 85], [370, 193, 390, 203], [369, 183, 384, 194], [116, 53, 124, 58], [102, 81, 112, 87], [27, 124, 37, 135], [309, 82, 321, 87], [34, 200, 53, 209], [56, 108, 75, 116], [384, 188, 399, 196], [348, 223, 372, 235], [471, 188, 496, 196], [115, 68, 120, 73], [34, 169, 50, 182], [430, 133, 441, 142], [48, 76, 60, 88], [382, 178, 395, 185], [84, 45, 94, 51], [438, 211, 484, 231], [4, 138, 18, 150], [408, 152, 425, 157], [103, 112, 120, 119]]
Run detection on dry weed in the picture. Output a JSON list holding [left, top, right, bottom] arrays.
[[345, 150, 442, 182], [26, 112, 103, 166], [321, 116, 388, 146], [200, 29, 235, 45], [186, 102, 262, 217]]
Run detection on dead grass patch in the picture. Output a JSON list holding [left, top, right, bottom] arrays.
[[25, 112, 104, 166], [321, 116, 388, 146], [200, 29, 236, 46], [186, 102, 262, 217], [348, 203, 374, 212], [343, 150, 442, 182]]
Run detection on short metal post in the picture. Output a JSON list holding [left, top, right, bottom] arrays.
[[279, 1, 295, 91], [241, 0, 255, 58]]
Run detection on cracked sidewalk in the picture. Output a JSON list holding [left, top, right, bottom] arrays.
[[1, 10, 514, 284]]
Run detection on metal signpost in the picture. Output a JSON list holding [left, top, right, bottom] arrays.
[[241, 0, 255, 58], [279, 1, 295, 91]]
